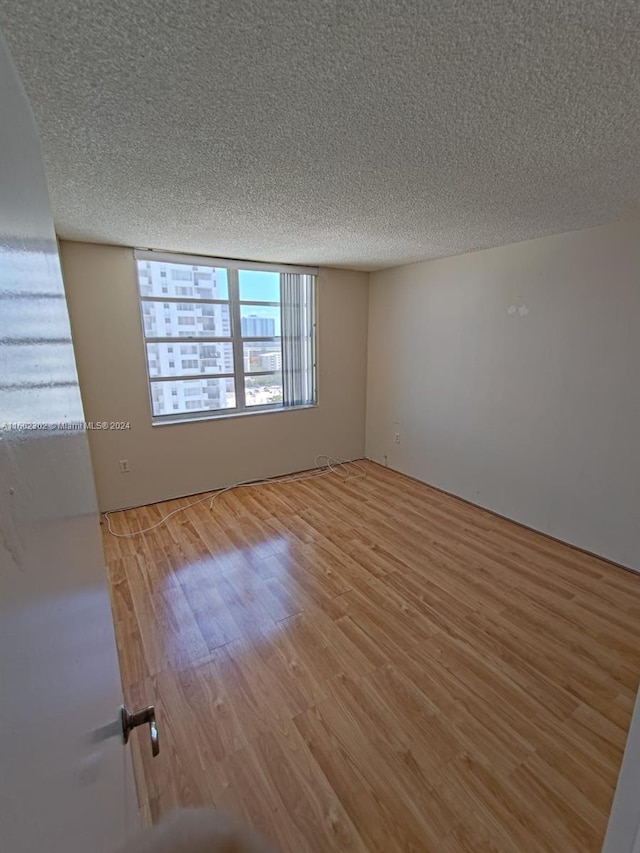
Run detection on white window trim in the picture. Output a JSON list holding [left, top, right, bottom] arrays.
[[135, 248, 318, 276], [149, 402, 318, 427]]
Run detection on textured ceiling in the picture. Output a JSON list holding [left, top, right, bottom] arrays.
[[1, 1, 639, 270]]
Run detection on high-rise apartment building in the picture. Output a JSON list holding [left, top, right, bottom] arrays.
[[241, 315, 276, 337], [138, 262, 233, 415]]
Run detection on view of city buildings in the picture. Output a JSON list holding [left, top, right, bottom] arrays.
[[137, 260, 283, 417]]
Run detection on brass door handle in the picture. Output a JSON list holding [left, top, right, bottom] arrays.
[[121, 705, 159, 757]]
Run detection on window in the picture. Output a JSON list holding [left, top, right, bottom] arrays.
[[135, 251, 316, 423]]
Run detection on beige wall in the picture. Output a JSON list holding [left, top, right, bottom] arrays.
[[60, 241, 368, 511], [366, 220, 640, 570]]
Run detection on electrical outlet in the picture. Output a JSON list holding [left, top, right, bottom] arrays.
[[394, 432, 400, 444], [119, 459, 130, 473]]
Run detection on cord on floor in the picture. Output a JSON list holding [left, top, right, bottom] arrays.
[[103, 455, 367, 538]]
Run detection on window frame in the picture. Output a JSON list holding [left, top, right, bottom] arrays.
[[135, 250, 318, 425]]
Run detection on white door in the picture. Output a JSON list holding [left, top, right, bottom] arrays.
[[602, 689, 640, 852], [0, 32, 138, 853]]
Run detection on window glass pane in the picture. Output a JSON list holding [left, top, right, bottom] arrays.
[[238, 270, 280, 303], [137, 251, 315, 423], [150, 378, 236, 417], [147, 342, 234, 377], [243, 341, 282, 374], [137, 261, 229, 299], [240, 304, 281, 337], [142, 301, 231, 338], [245, 372, 283, 406]]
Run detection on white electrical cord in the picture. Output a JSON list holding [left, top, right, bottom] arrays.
[[103, 455, 367, 538]]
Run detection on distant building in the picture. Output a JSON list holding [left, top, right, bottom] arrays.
[[243, 346, 282, 373], [241, 315, 276, 337], [257, 351, 282, 372], [138, 262, 233, 415]]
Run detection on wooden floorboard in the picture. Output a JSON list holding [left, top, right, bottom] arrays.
[[102, 460, 640, 852]]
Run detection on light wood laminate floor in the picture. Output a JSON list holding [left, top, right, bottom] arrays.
[[102, 460, 640, 852]]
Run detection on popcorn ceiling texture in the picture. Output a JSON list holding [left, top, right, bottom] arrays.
[[1, 0, 639, 270]]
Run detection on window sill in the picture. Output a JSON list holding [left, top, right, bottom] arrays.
[[151, 402, 317, 427]]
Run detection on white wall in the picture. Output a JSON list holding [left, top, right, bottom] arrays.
[[60, 242, 368, 511], [366, 219, 640, 570]]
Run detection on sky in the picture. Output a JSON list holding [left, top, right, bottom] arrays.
[[238, 270, 280, 302]]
